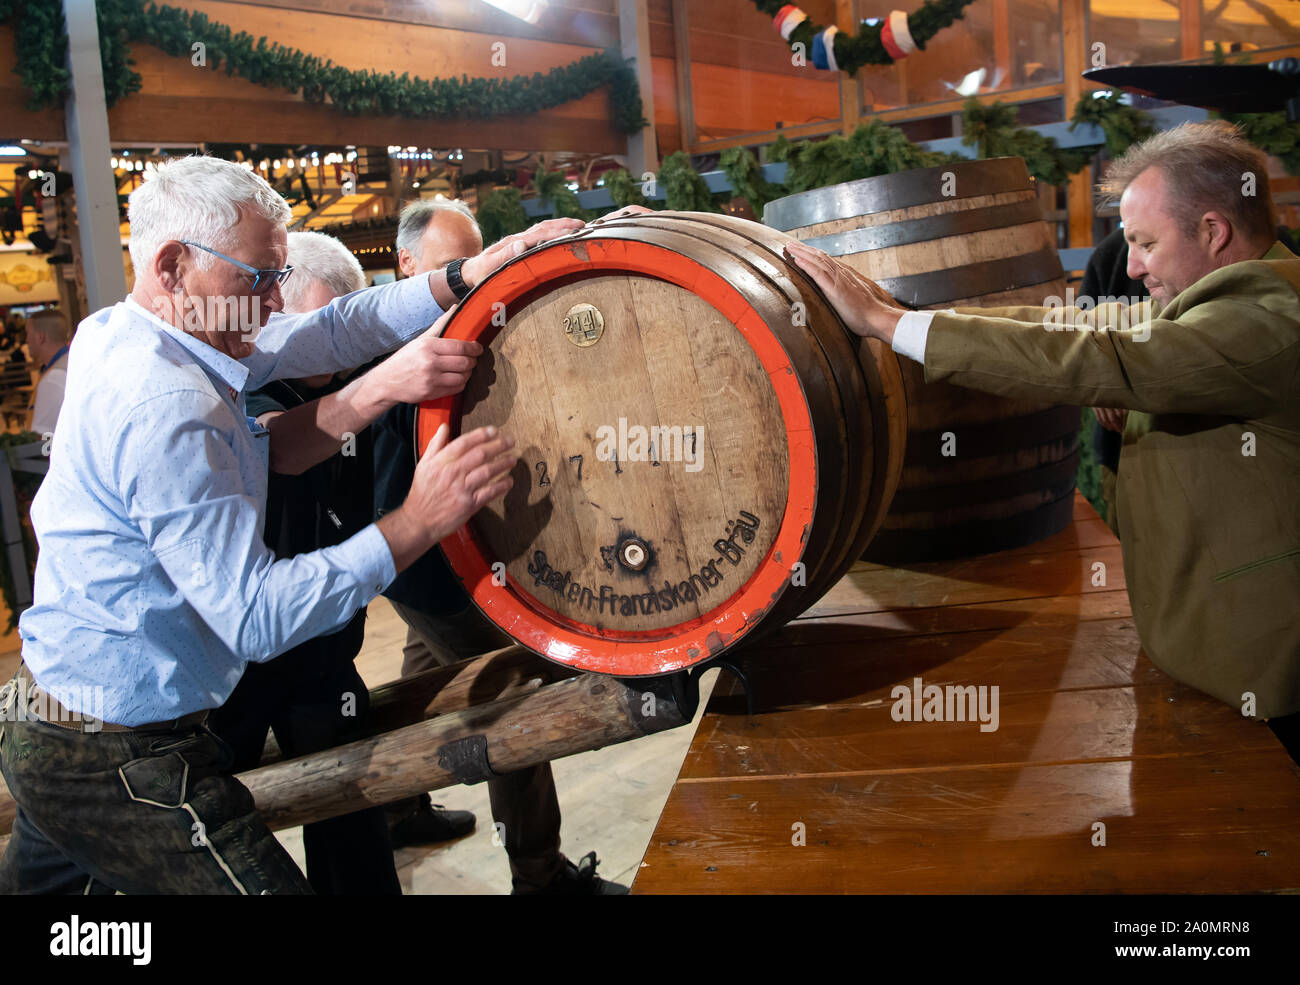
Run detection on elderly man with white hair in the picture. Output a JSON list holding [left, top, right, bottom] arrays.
[[0, 156, 581, 895], [204, 229, 404, 896]]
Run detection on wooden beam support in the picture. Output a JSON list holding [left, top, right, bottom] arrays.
[[993, 0, 1012, 86], [836, 0, 859, 136], [257, 644, 577, 765], [670, 0, 696, 153], [620, 0, 660, 176], [1181, 0, 1203, 61], [1061, 0, 1092, 248], [61, 0, 127, 310], [242, 670, 698, 832]]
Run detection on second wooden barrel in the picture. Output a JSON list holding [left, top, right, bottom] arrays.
[[417, 211, 906, 676], [765, 158, 1078, 562]]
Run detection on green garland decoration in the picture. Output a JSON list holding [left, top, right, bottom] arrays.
[[531, 170, 597, 221], [1069, 91, 1156, 159], [962, 99, 1093, 184], [659, 151, 723, 212], [718, 146, 783, 213], [763, 120, 960, 196], [476, 187, 530, 246], [602, 169, 652, 208], [0, 0, 646, 133], [750, 0, 980, 74]]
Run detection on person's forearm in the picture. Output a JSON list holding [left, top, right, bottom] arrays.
[[427, 268, 457, 310], [245, 275, 445, 390], [265, 373, 393, 475], [375, 506, 444, 574]]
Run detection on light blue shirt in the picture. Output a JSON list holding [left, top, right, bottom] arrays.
[[19, 277, 444, 725]]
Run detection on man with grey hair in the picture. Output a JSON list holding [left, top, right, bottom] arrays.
[[787, 121, 1300, 759], [0, 155, 581, 894], [24, 308, 70, 435], [395, 198, 481, 280]]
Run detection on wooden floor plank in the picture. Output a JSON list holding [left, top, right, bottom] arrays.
[[772, 589, 1132, 645], [804, 544, 1125, 619], [633, 751, 1300, 894], [727, 605, 1153, 717], [635, 494, 1300, 894], [679, 678, 1278, 781]]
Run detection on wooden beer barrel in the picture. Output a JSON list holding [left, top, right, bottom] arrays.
[[417, 211, 906, 676], [764, 157, 1078, 562]]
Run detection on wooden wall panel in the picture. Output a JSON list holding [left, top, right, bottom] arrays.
[[0, 0, 627, 154], [176, 0, 607, 103], [689, 63, 841, 143]]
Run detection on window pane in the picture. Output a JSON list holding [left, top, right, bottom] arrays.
[[1200, 0, 1300, 54], [856, 0, 1064, 112], [1088, 0, 1180, 66]]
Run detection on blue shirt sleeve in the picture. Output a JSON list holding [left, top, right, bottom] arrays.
[[244, 274, 444, 389], [112, 387, 396, 664]]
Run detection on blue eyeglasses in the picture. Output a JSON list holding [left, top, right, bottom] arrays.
[[180, 240, 293, 295]]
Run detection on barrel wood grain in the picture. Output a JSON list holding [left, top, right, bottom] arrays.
[[765, 159, 1079, 562]]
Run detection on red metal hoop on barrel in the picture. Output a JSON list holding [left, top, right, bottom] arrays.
[[416, 234, 817, 677]]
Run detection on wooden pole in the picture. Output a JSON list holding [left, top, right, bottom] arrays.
[[255, 644, 575, 764], [242, 670, 697, 832], [0, 658, 697, 836]]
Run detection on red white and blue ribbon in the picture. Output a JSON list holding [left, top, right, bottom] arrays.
[[880, 10, 917, 60], [772, 4, 807, 40], [812, 26, 839, 71]]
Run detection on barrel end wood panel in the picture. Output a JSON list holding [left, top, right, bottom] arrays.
[[417, 212, 906, 676]]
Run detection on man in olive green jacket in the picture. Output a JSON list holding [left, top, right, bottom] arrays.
[[787, 121, 1300, 727]]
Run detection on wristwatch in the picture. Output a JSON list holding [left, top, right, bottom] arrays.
[[445, 257, 472, 301]]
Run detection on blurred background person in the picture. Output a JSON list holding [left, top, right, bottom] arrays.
[[24, 308, 70, 435]]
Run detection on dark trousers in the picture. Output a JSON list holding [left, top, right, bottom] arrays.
[[206, 640, 400, 896], [391, 599, 564, 891], [0, 681, 311, 894]]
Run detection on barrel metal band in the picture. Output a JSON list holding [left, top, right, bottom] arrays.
[[866, 488, 1077, 563], [902, 405, 1081, 467], [763, 158, 1031, 231], [889, 448, 1081, 513], [799, 198, 1045, 257], [878, 250, 1064, 308], [435, 734, 497, 785]]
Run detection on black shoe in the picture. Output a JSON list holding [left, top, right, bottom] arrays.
[[388, 800, 476, 849], [513, 852, 629, 895]]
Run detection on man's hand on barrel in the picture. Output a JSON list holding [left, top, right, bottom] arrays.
[[377, 307, 482, 404], [784, 240, 908, 343], [461, 218, 587, 289], [377, 424, 517, 572]]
